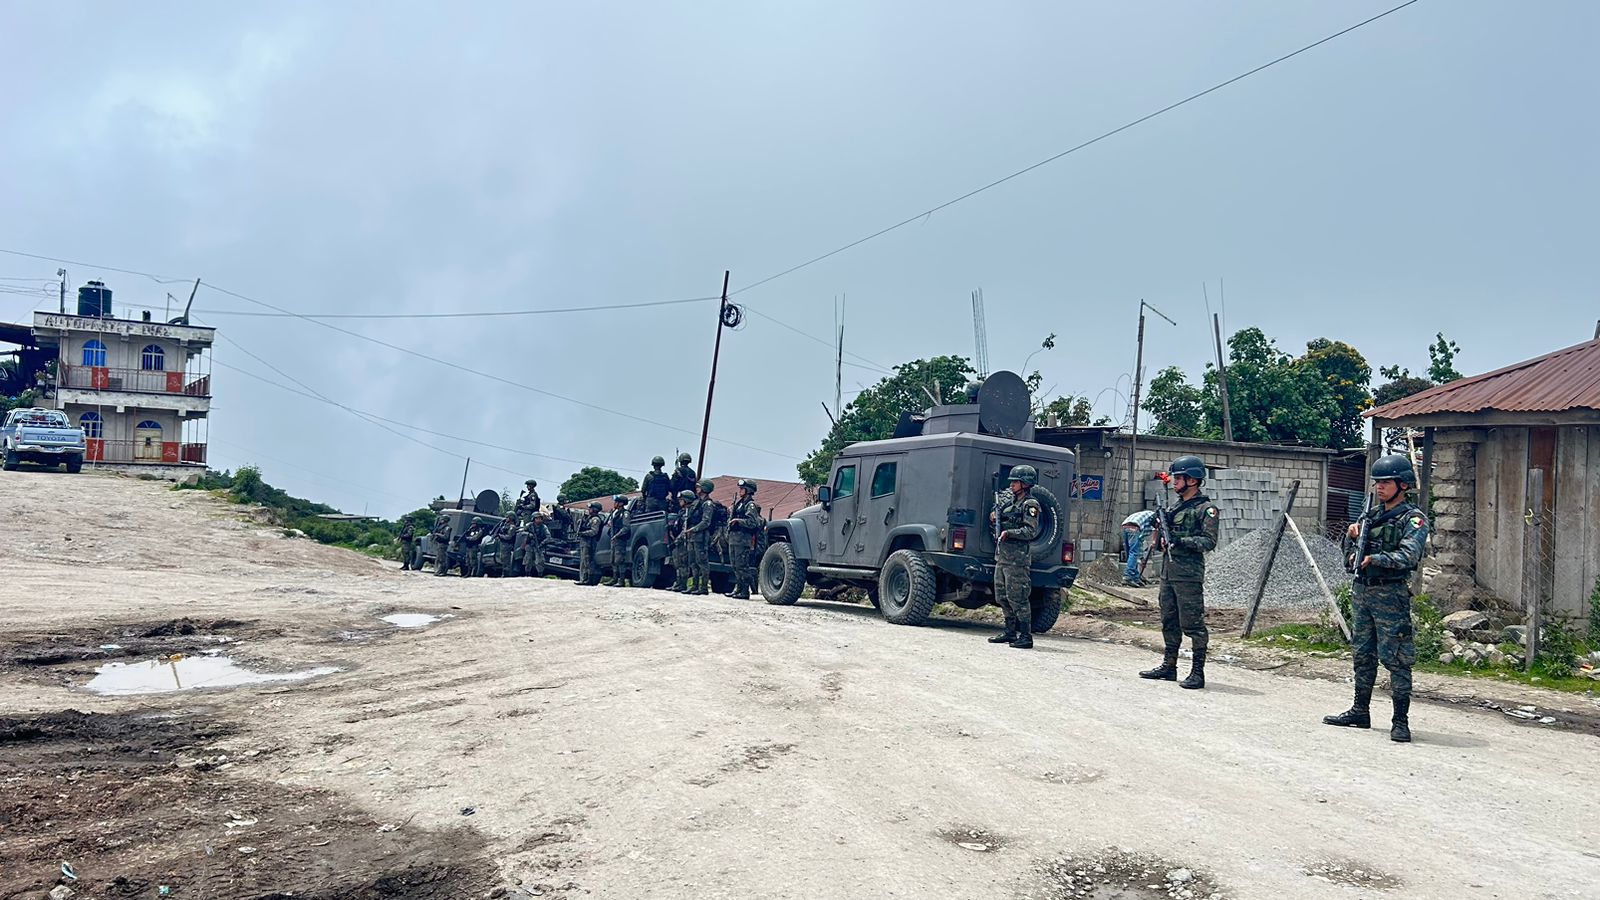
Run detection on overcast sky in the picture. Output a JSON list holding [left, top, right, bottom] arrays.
[[2, 1, 1595, 517]]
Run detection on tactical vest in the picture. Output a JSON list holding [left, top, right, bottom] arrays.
[[645, 472, 671, 501], [1357, 502, 1421, 584], [710, 501, 729, 531]]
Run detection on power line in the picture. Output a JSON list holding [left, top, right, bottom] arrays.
[[726, 0, 1421, 298], [186, 295, 720, 320], [0, 248, 192, 285]]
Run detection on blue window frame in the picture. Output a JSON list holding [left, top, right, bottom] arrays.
[[81, 339, 107, 367], [79, 412, 103, 438], [141, 344, 165, 371]]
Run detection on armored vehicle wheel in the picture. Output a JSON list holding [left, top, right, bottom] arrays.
[[2, 449, 16, 471], [879, 549, 937, 626], [1026, 485, 1064, 564], [632, 543, 655, 588], [1030, 587, 1063, 633], [759, 541, 805, 606]]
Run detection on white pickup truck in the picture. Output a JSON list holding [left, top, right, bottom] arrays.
[[2, 407, 87, 473]]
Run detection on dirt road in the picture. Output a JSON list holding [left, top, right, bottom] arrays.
[[3, 471, 1597, 899]]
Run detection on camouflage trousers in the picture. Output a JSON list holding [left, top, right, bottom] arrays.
[[994, 560, 1032, 627], [400, 542, 415, 570], [1351, 582, 1415, 698], [578, 542, 599, 585], [521, 544, 543, 577], [1158, 578, 1208, 652], [609, 535, 630, 581], [729, 532, 758, 590], [689, 532, 711, 582], [463, 547, 481, 578], [670, 539, 687, 584]]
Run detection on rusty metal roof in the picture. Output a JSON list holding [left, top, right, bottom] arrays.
[[1366, 337, 1600, 419]]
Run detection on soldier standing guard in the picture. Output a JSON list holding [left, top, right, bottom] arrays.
[[603, 494, 632, 586], [684, 482, 716, 595], [578, 501, 605, 585], [462, 519, 487, 578], [1324, 454, 1429, 743], [431, 514, 454, 577], [668, 493, 691, 592], [399, 522, 417, 571], [516, 479, 540, 516], [521, 511, 549, 578], [724, 480, 763, 599], [641, 457, 672, 513], [1138, 456, 1219, 689], [670, 453, 697, 499], [988, 465, 1042, 649]]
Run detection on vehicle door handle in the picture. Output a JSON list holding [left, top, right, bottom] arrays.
[[884, 507, 895, 525], [841, 519, 853, 534]]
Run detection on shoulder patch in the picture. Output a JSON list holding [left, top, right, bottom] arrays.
[[1206, 507, 1218, 518], [1409, 515, 1426, 529]]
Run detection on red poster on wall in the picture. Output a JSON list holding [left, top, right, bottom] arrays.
[[90, 367, 110, 390], [162, 442, 180, 463], [86, 439, 105, 462], [166, 372, 184, 393]]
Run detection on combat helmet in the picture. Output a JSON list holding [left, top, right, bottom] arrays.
[[677, 490, 696, 502], [588, 501, 603, 511], [737, 478, 757, 494], [612, 494, 627, 504], [525, 479, 537, 487], [1008, 465, 1038, 487], [677, 452, 692, 465], [1370, 454, 1416, 487], [698, 479, 715, 494], [1168, 455, 1206, 481], [652, 455, 666, 468]]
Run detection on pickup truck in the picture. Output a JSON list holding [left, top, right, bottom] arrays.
[[542, 501, 739, 589], [2, 408, 87, 473]]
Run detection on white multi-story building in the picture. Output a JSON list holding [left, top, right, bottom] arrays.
[[32, 299, 212, 473]]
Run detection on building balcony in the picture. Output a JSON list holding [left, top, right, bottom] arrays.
[[59, 364, 211, 398], [85, 439, 207, 465]]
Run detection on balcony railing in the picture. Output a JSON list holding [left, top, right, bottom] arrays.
[[59, 364, 211, 398], [85, 439, 207, 465]]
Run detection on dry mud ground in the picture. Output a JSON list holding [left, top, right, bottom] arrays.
[[1, 471, 1597, 900]]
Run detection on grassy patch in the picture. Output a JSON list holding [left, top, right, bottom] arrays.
[[1414, 659, 1599, 695], [1245, 623, 1348, 654]]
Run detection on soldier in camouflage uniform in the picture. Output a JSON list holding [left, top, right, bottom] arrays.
[[684, 481, 716, 595], [724, 480, 764, 599], [668, 492, 691, 592], [603, 494, 632, 586], [1139, 456, 1220, 689], [578, 501, 605, 585], [670, 453, 697, 498], [431, 514, 454, 577], [399, 523, 417, 571], [641, 457, 672, 513], [1324, 453, 1429, 743], [515, 479, 540, 517], [519, 512, 549, 577], [988, 465, 1043, 649], [462, 519, 488, 578]]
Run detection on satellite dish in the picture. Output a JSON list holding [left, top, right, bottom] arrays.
[[473, 489, 501, 515], [976, 370, 1031, 439]]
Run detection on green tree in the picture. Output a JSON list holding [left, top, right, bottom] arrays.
[[560, 466, 638, 502], [1200, 328, 1338, 446], [1373, 365, 1436, 408], [798, 355, 976, 486], [1300, 338, 1373, 449], [1035, 395, 1109, 427], [1426, 332, 1463, 384], [1142, 366, 1206, 438]]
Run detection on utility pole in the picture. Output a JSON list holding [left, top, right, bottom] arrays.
[[457, 457, 471, 509], [57, 269, 66, 314], [696, 271, 732, 477], [1213, 312, 1234, 442], [1126, 299, 1177, 516], [835, 294, 846, 421]]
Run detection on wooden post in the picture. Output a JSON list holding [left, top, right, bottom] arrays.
[[696, 270, 732, 476], [1523, 468, 1544, 672], [1242, 480, 1300, 637], [1286, 516, 1351, 641]]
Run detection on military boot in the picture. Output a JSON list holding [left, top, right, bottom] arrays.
[[1008, 618, 1033, 650], [988, 611, 1018, 644], [1390, 694, 1411, 743], [671, 572, 688, 592], [732, 581, 751, 600], [694, 577, 710, 595], [1139, 649, 1179, 681], [1322, 685, 1373, 729], [1179, 648, 1206, 689]]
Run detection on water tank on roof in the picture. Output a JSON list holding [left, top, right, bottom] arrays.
[[77, 281, 113, 318]]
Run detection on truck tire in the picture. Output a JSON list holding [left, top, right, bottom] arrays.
[[2, 447, 16, 471], [65, 456, 83, 474], [759, 541, 805, 606], [879, 549, 937, 626], [1030, 587, 1063, 633], [1026, 485, 1064, 564], [632, 543, 655, 588]]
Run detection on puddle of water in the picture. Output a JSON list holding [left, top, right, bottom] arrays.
[[381, 613, 448, 628], [86, 656, 340, 695]]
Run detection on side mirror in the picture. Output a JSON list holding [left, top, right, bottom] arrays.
[[817, 486, 832, 507]]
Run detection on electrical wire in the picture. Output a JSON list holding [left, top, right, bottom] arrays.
[[186, 295, 719, 319], [726, 0, 1421, 299]]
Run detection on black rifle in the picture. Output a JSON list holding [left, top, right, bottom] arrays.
[[1346, 493, 1375, 574]]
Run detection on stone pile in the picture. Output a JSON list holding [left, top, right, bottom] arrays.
[[1204, 525, 1348, 610]]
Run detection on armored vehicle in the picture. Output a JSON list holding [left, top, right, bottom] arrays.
[[542, 499, 740, 590], [757, 371, 1077, 630], [420, 490, 504, 574]]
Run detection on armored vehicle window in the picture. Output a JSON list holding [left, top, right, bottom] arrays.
[[833, 465, 857, 500], [870, 462, 897, 498]]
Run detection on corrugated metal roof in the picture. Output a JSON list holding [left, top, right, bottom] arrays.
[[1366, 337, 1600, 420]]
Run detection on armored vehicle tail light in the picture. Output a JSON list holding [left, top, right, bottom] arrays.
[[1061, 542, 1075, 564], [949, 527, 967, 553]]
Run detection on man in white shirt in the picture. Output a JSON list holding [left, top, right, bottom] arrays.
[[1121, 509, 1156, 586]]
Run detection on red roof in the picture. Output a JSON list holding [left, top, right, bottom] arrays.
[[1367, 337, 1600, 420], [564, 475, 813, 520]]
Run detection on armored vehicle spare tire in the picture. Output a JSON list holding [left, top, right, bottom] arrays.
[[1025, 484, 1063, 564], [760, 541, 805, 606], [1030, 587, 1063, 633], [879, 549, 937, 626]]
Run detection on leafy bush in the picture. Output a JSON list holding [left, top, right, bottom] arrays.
[[1412, 593, 1446, 663]]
